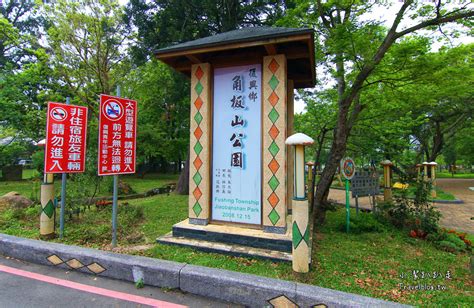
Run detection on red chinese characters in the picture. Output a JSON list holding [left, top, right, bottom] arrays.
[[45, 102, 88, 173], [98, 94, 137, 175]]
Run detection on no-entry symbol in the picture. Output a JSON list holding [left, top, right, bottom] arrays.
[[98, 94, 137, 176], [340, 157, 356, 180], [50, 107, 68, 122], [102, 99, 123, 121]]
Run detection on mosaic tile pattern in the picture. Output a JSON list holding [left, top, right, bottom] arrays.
[[189, 63, 211, 222], [263, 55, 287, 229], [46, 254, 106, 274]]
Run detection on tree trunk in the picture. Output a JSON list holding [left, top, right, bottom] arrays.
[[313, 117, 350, 225], [176, 151, 189, 195]]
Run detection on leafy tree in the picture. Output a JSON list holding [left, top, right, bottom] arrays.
[[123, 59, 190, 172], [125, 0, 288, 64], [278, 0, 473, 224], [43, 0, 131, 113], [0, 0, 44, 68]]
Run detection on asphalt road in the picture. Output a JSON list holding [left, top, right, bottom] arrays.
[[0, 255, 239, 308]]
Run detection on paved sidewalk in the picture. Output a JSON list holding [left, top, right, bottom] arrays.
[[436, 179, 474, 234], [328, 178, 474, 234]]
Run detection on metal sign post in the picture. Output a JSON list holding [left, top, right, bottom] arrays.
[[112, 86, 120, 247], [345, 178, 350, 232], [59, 96, 70, 239], [340, 157, 356, 233], [98, 86, 137, 248]]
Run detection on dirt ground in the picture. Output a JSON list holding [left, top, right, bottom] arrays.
[[328, 178, 474, 234]]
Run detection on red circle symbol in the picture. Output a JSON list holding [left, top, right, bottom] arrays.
[[341, 158, 356, 180], [102, 99, 123, 121], [50, 107, 68, 122]]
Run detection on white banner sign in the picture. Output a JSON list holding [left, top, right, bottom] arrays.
[[211, 64, 262, 225]]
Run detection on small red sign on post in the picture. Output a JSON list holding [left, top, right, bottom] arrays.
[[45, 102, 88, 173], [98, 94, 137, 176]]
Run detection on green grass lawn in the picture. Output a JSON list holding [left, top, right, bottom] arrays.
[[0, 172, 179, 199], [0, 191, 472, 306], [437, 172, 474, 179], [395, 186, 457, 201]]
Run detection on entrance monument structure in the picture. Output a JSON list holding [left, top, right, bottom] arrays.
[[155, 27, 315, 262]]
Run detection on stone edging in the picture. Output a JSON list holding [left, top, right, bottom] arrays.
[[0, 233, 409, 307]]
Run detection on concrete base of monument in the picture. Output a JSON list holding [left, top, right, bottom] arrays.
[[156, 219, 292, 262]]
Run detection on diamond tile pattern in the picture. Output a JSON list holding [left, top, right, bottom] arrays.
[[47, 255, 64, 265], [191, 65, 207, 219], [193, 171, 202, 186], [42, 200, 55, 219], [268, 75, 279, 91], [87, 263, 106, 274], [193, 156, 203, 170], [268, 58, 280, 74], [193, 186, 202, 200], [268, 108, 279, 123], [195, 66, 204, 80], [268, 192, 280, 207], [264, 55, 285, 228], [194, 126, 203, 139], [195, 81, 203, 95], [268, 208, 280, 226], [268, 175, 280, 191], [193, 202, 202, 217], [66, 258, 84, 269], [268, 125, 279, 140], [194, 111, 203, 125], [268, 158, 280, 174], [268, 92, 279, 106], [268, 141, 279, 157], [194, 141, 203, 155], [194, 97, 203, 110]]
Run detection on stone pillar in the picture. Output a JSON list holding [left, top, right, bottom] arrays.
[[430, 162, 437, 198], [381, 160, 393, 202], [416, 164, 422, 181], [286, 133, 314, 273], [306, 161, 315, 210], [422, 162, 429, 182], [286, 80, 294, 212], [40, 173, 55, 238], [188, 63, 212, 225], [292, 199, 310, 273], [262, 54, 287, 234]]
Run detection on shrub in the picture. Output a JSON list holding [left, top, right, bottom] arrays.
[[425, 228, 471, 253], [375, 179, 440, 236], [339, 212, 386, 233]]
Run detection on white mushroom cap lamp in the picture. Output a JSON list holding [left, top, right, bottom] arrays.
[[285, 133, 314, 199]]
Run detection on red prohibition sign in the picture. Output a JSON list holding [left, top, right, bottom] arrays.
[[102, 99, 124, 121], [341, 157, 356, 180], [50, 107, 68, 122]]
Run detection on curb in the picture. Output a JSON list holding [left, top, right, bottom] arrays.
[[432, 199, 463, 204], [0, 234, 408, 307]]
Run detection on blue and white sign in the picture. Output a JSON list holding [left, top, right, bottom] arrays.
[[212, 64, 262, 225]]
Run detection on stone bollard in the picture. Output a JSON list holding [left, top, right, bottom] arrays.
[[292, 199, 310, 273], [381, 160, 393, 202], [429, 162, 437, 198], [286, 133, 314, 273], [40, 173, 55, 238], [422, 162, 429, 182], [416, 164, 422, 181]]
